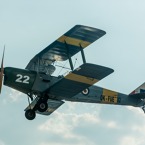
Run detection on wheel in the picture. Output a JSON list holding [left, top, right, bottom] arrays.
[[25, 109, 36, 120], [37, 101, 48, 112]]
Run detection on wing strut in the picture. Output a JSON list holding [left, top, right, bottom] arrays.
[[65, 42, 87, 71], [65, 41, 74, 70], [79, 44, 86, 64]]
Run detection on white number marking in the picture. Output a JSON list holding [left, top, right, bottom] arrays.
[[23, 76, 30, 84], [15, 74, 23, 83], [15, 74, 30, 84]]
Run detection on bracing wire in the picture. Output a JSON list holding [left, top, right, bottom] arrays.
[[74, 52, 81, 68], [57, 60, 69, 76], [55, 52, 82, 76]]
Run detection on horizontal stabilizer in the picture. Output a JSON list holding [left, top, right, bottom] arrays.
[[48, 63, 114, 98], [25, 99, 64, 116], [129, 93, 145, 99]]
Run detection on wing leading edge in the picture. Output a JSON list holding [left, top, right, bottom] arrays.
[[26, 25, 106, 72]]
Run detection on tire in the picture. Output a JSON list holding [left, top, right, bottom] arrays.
[[37, 101, 48, 112], [25, 109, 36, 120]]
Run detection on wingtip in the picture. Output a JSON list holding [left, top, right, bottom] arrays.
[[111, 68, 114, 73]]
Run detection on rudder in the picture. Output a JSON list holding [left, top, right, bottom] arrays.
[[130, 82, 145, 95]]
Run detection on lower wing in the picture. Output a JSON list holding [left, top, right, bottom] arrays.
[[47, 63, 114, 99]]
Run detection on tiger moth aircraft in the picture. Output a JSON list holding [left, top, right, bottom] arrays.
[[0, 25, 145, 120]]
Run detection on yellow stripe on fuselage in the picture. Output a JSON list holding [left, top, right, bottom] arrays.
[[103, 89, 118, 97], [102, 89, 118, 104], [57, 35, 91, 48], [65, 73, 98, 85]]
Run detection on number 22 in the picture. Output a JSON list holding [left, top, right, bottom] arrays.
[[15, 74, 30, 84]]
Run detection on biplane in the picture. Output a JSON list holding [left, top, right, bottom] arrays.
[[0, 25, 145, 120]]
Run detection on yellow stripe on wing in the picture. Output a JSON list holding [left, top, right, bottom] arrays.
[[65, 73, 98, 85], [57, 35, 91, 48]]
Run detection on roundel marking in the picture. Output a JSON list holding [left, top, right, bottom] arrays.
[[82, 88, 89, 95]]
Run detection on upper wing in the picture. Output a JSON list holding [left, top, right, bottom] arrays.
[[25, 99, 64, 116], [47, 63, 114, 98], [26, 25, 106, 72]]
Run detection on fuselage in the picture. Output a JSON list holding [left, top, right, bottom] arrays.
[[3, 67, 143, 108], [64, 85, 143, 107]]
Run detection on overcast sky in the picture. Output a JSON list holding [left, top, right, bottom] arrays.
[[1, 0, 145, 145]]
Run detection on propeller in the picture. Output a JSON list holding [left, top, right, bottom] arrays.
[[0, 47, 5, 94]]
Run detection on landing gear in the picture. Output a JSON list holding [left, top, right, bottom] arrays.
[[25, 109, 36, 120], [25, 94, 49, 120]]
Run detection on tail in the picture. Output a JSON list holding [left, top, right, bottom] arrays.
[[130, 83, 145, 95], [129, 83, 145, 113]]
